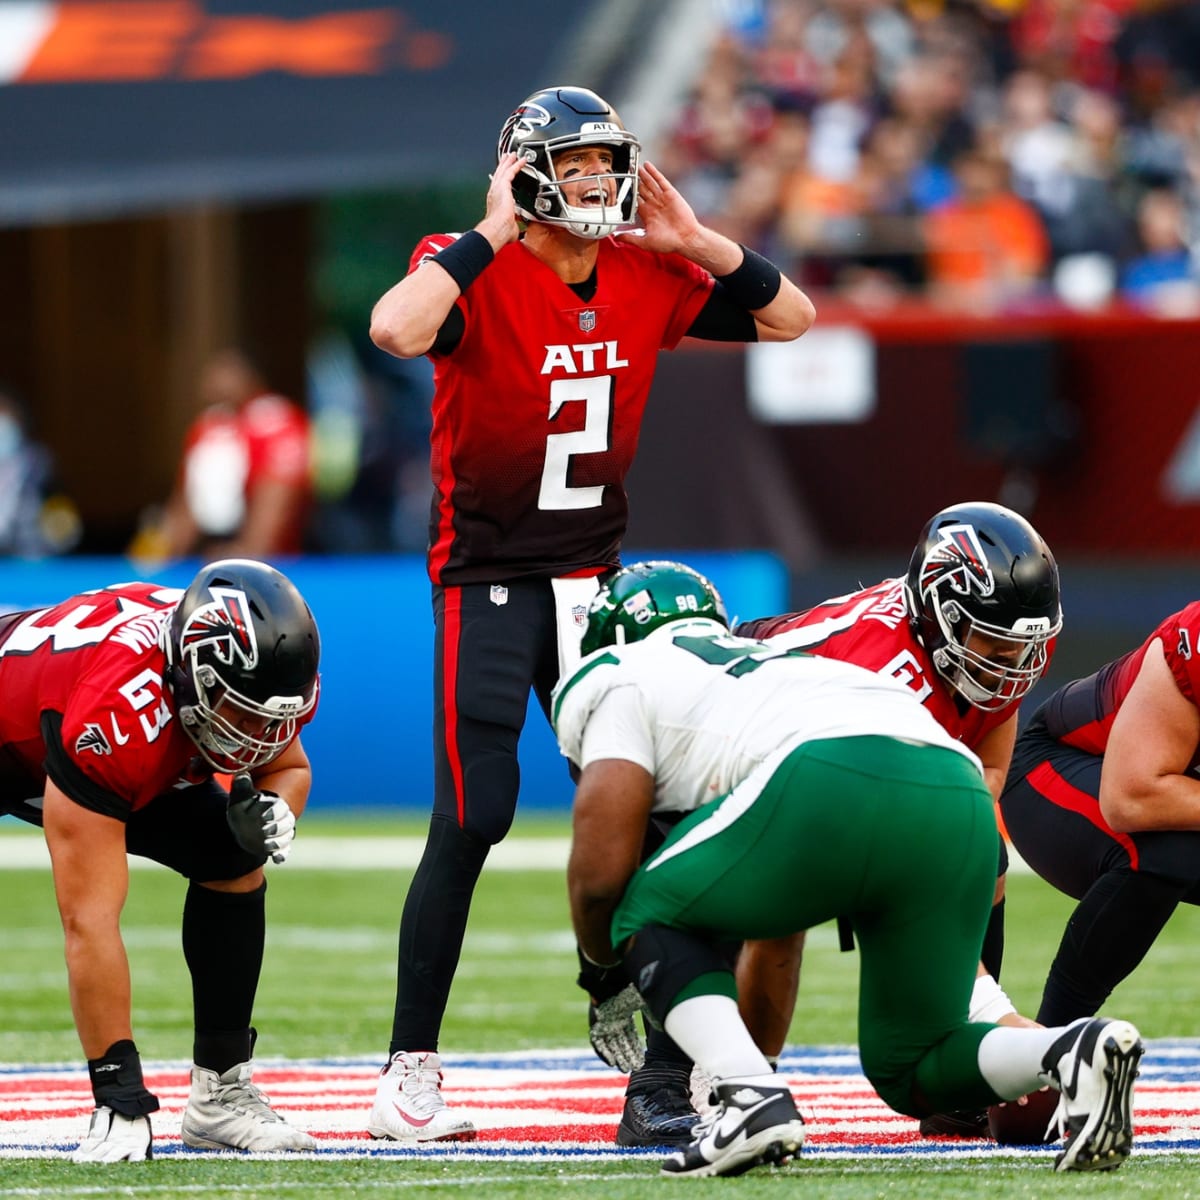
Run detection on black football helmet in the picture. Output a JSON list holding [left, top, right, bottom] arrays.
[[903, 502, 1062, 711], [162, 559, 320, 772], [581, 561, 728, 656], [497, 85, 640, 239]]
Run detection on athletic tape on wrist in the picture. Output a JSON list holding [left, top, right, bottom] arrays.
[[969, 972, 1017, 1024], [716, 245, 782, 310], [431, 230, 495, 294]]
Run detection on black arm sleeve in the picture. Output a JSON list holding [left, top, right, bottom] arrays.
[[40, 711, 133, 821], [684, 283, 759, 343], [429, 304, 466, 357]]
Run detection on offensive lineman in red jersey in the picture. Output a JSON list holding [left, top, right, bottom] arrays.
[[734, 502, 1062, 1137], [1000, 600, 1200, 1029], [0, 560, 320, 1161], [366, 84, 815, 1144]]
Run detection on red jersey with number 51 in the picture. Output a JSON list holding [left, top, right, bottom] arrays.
[[2, 583, 216, 818], [411, 233, 713, 585], [735, 577, 1023, 749]]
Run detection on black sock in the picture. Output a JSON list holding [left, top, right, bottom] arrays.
[[183, 881, 265, 1073]]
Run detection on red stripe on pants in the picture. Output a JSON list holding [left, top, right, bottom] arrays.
[[1027, 760, 1139, 870], [441, 587, 466, 827]]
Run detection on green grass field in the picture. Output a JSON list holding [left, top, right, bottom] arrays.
[[3, 810, 1199, 1196]]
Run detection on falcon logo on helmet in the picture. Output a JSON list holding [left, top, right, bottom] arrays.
[[919, 524, 995, 601], [179, 587, 258, 671], [508, 102, 553, 141]]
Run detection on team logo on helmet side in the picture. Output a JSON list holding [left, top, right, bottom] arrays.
[[179, 587, 258, 669], [920, 524, 995, 600], [502, 102, 552, 149]]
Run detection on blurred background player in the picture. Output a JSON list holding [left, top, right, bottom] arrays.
[[365, 84, 815, 1143], [135, 348, 312, 563], [0, 559, 320, 1161], [555, 559, 1141, 1178]]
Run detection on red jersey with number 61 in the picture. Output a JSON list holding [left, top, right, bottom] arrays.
[[411, 233, 713, 585], [0, 582, 305, 821], [735, 577, 1023, 749]]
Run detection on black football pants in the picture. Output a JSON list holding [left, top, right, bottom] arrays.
[[389, 579, 569, 1052], [1000, 711, 1200, 1025]]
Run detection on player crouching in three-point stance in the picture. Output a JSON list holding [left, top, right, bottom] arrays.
[[0, 559, 320, 1161], [552, 561, 1143, 1178]]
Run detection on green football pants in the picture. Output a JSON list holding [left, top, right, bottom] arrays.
[[611, 735, 1002, 1117]]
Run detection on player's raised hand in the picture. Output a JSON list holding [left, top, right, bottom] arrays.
[[621, 161, 702, 256], [480, 152, 524, 248]]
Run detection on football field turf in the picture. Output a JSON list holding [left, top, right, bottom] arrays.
[[2, 812, 1200, 1197]]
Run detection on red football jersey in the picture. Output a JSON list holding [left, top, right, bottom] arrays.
[[1041, 601, 1200, 768], [736, 578, 1024, 749], [0, 582, 313, 819], [411, 233, 714, 585]]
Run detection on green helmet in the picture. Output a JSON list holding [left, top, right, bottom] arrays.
[[581, 560, 728, 656]]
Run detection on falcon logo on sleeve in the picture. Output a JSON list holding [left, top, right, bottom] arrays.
[[919, 524, 995, 600], [74, 723, 113, 757], [178, 587, 258, 669]]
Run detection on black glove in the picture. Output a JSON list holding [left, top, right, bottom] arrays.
[[226, 774, 296, 864], [87, 1039, 159, 1118]]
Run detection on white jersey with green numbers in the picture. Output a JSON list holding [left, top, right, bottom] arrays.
[[550, 618, 984, 817]]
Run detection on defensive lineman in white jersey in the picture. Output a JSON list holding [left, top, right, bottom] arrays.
[[552, 561, 1143, 1179]]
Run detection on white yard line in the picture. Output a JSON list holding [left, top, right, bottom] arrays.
[[0, 835, 572, 871]]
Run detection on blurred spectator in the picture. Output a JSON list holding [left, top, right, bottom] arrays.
[[1120, 186, 1200, 313], [133, 348, 311, 563], [924, 143, 1051, 311], [0, 387, 81, 557]]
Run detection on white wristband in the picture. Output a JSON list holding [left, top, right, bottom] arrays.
[[970, 973, 1017, 1024]]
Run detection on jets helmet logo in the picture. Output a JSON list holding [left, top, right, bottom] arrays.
[[179, 586, 258, 669], [920, 524, 994, 600]]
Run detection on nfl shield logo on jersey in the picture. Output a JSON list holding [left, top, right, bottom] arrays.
[[578, 309, 596, 333], [571, 604, 588, 627], [490, 585, 509, 607]]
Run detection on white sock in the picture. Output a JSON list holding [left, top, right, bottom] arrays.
[[664, 995, 774, 1081], [976, 1020, 1087, 1099]]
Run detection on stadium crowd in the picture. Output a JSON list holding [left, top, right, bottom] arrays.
[[659, 0, 1200, 315]]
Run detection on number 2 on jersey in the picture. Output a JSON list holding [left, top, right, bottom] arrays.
[[538, 375, 612, 511]]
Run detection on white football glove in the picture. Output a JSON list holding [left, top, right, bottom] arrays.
[[71, 1106, 153, 1163], [588, 983, 647, 1073], [226, 775, 297, 864]]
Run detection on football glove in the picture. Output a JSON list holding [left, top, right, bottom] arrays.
[[577, 948, 645, 1073], [71, 1107, 153, 1163], [226, 774, 296, 864]]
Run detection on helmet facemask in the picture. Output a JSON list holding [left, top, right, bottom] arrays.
[[516, 131, 641, 239], [179, 659, 317, 773], [929, 600, 1059, 711]]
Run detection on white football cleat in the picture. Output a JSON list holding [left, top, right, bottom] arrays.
[[181, 1061, 316, 1151], [367, 1051, 477, 1142], [1039, 1016, 1143, 1172]]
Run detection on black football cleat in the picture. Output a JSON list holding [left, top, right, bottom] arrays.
[[617, 1066, 699, 1148]]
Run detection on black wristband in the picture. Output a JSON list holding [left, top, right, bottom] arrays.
[[88, 1039, 160, 1117], [715, 245, 782, 310], [431, 230, 495, 294], [576, 944, 631, 1003]]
